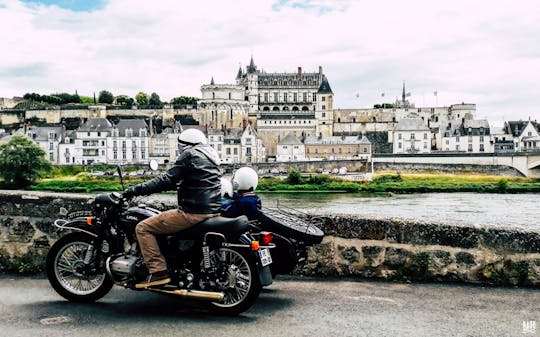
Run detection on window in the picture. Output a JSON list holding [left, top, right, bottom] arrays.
[[456, 145, 460, 151], [398, 133, 402, 140], [480, 144, 485, 152], [456, 136, 460, 142], [480, 135, 484, 142], [468, 136, 473, 143], [322, 97, 326, 102], [264, 93, 268, 102], [293, 93, 297, 102], [274, 93, 278, 102], [49, 142, 54, 150], [468, 144, 473, 152], [398, 142, 402, 149], [424, 133, 427, 139], [303, 93, 307, 102], [282, 145, 288, 149], [140, 130, 147, 137], [322, 105, 326, 110], [312, 93, 316, 101], [445, 139, 449, 145], [226, 148, 231, 155], [424, 142, 427, 149], [49, 153, 54, 161], [322, 112, 326, 118], [48, 132, 55, 140], [228, 92, 231, 99], [126, 129, 132, 137], [284, 93, 288, 102], [233, 148, 238, 155], [411, 133, 415, 140]]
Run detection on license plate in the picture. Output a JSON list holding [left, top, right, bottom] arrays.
[[258, 248, 272, 267]]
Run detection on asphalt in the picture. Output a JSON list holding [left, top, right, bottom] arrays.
[[0, 275, 538, 337]]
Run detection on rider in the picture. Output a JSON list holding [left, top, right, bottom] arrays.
[[122, 129, 221, 288], [221, 167, 262, 221]]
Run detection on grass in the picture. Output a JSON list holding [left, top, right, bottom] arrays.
[[8, 170, 540, 194]]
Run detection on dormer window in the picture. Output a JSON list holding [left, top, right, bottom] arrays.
[[126, 129, 133, 137], [140, 129, 147, 137]]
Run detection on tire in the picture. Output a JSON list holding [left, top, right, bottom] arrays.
[[259, 209, 324, 245], [206, 248, 261, 316], [46, 233, 113, 302]]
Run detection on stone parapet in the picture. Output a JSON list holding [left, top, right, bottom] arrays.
[[0, 190, 539, 286]]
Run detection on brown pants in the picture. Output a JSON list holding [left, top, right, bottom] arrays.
[[135, 209, 216, 274]]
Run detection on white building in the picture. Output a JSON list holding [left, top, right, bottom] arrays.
[[441, 119, 492, 153], [240, 123, 265, 163], [504, 120, 540, 152], [276, 133, 305, 162], [23, 126, 64, 163], [73, 118, 111, 165], [393, 118, 431, 154], [107, 119, 149, 165]]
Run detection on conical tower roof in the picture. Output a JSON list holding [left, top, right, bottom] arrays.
[[247, 56, 257, 73], [317, 76, 333, 94]]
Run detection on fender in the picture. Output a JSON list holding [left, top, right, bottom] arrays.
[[53, 217, 99, 238]]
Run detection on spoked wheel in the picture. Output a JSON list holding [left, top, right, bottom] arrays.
[[46, 233, 113, 302], [205, 248, 261, 316]]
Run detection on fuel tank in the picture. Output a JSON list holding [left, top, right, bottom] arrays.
[[118, 206, 160, 232]]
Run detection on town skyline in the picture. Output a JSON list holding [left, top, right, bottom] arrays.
[[1, 0, 539, 123]]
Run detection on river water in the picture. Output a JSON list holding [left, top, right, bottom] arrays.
[[259, 192, 539, 230], [151, 192, 538, 230]]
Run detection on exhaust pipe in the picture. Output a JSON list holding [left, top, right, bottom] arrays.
[[147, 287, 225, 302]]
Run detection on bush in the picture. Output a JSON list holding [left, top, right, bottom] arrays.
[[285, 168, 304, 185]]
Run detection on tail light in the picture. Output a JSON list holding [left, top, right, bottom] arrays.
[[86, 217, 94, 226], [260, 231, 273, 246]]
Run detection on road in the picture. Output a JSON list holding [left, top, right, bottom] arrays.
[[0, 275, 538, 337]]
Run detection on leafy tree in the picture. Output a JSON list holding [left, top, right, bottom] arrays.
[[0, 135, 52, 187], [135, 92, 149, 105], [171, 96, 198, 105], [80, 96, 94, 104], [116, 95, 134, 106], [149, 92, 161, 105], [98, 90, 114, 104]]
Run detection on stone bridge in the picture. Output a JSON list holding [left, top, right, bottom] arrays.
[[372, 152, 540, 177]]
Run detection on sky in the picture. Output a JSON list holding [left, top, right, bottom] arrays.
[[1, 0, 539, 123]]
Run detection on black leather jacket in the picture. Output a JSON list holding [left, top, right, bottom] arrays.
[[131, 144, 222, 214]]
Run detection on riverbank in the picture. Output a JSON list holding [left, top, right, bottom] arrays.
[[20, 172, 540, 194]]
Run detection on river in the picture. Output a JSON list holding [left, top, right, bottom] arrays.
[[151, 192, 538, 230]]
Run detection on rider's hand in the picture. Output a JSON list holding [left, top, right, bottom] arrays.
[[123, 186, 138, 199]]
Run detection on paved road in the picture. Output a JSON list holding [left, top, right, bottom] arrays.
[[0, 275, 538, 337]]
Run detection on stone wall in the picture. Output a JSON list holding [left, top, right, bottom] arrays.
[[1, 190, 539, 287]]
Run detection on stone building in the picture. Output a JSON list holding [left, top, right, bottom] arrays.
[[441, 119, 492, 153], [23, 126, 64, 163], [304, 135, 372, 160], [393, 118, 431, 154], [504, 120, 540, 152], [106, 119, 149, 165], [276, 133, 306, 162]]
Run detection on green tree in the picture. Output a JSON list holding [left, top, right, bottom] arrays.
[[98, 90, 114, 104], [149, 92, 161, 105], [135, 92, 149, 105], [116, 95, 134, 106], [171, 96, 198, 105], [0, 135, 52, 187]]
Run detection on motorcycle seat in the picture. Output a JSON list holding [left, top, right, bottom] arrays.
[[174, 215, 249, 240]]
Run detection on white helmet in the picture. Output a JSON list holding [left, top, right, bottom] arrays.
[[220, 177, 233, 199], [233, 167, 258, 191], [178, 129, 207, 145]]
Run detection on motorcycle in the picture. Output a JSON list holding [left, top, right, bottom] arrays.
[[46, 165, 275, 316]]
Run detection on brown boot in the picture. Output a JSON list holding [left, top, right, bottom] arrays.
[[135, 270, 171, 289]]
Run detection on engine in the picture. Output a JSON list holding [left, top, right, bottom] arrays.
[[108, 254, 146, 283]]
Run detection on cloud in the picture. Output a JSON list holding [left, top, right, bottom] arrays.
[[0, 0, 539, 122]]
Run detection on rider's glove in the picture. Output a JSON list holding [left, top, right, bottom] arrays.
[[123, 186, 139, 199]]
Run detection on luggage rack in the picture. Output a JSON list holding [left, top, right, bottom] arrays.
[[260, 200, 325, 237]]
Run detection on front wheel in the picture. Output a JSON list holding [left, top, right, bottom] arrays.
[[205, 248, 261, 316], [46, 233, 113, 302]]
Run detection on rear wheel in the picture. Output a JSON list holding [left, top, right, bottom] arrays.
[[205, 248, 261, 316], [46, 233, 113, 302]]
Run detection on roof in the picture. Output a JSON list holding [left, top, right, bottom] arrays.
[[26, 126, 64, 141], [394, 118, 429, 131], [317, 76, 333, 94], [114, 119, 148, 137], [504, 120, 539, 137], [463, 119, 490, 136], [224, 127, 243, 139], [278, 133, 302, 145], [79, 118, 112, 132], [304, 135, 371, 145]]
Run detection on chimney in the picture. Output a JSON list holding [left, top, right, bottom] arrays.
[[319, 66, 323, 75], [242, 118, 247, 129], [297, 67, 302, 78]]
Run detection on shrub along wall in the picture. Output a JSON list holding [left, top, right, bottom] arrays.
[[1, 190, 540, 286]]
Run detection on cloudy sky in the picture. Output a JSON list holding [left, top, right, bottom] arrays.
[[1, 0, 539, 122]]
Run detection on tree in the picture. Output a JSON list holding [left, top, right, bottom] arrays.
[[116, 95, 134, 106], [135, 92, 149, 105], [149, 92, 161, 105], [0, 135, 52, 187], [171, 96, 198, 105], [98, 90, 114, 104]]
